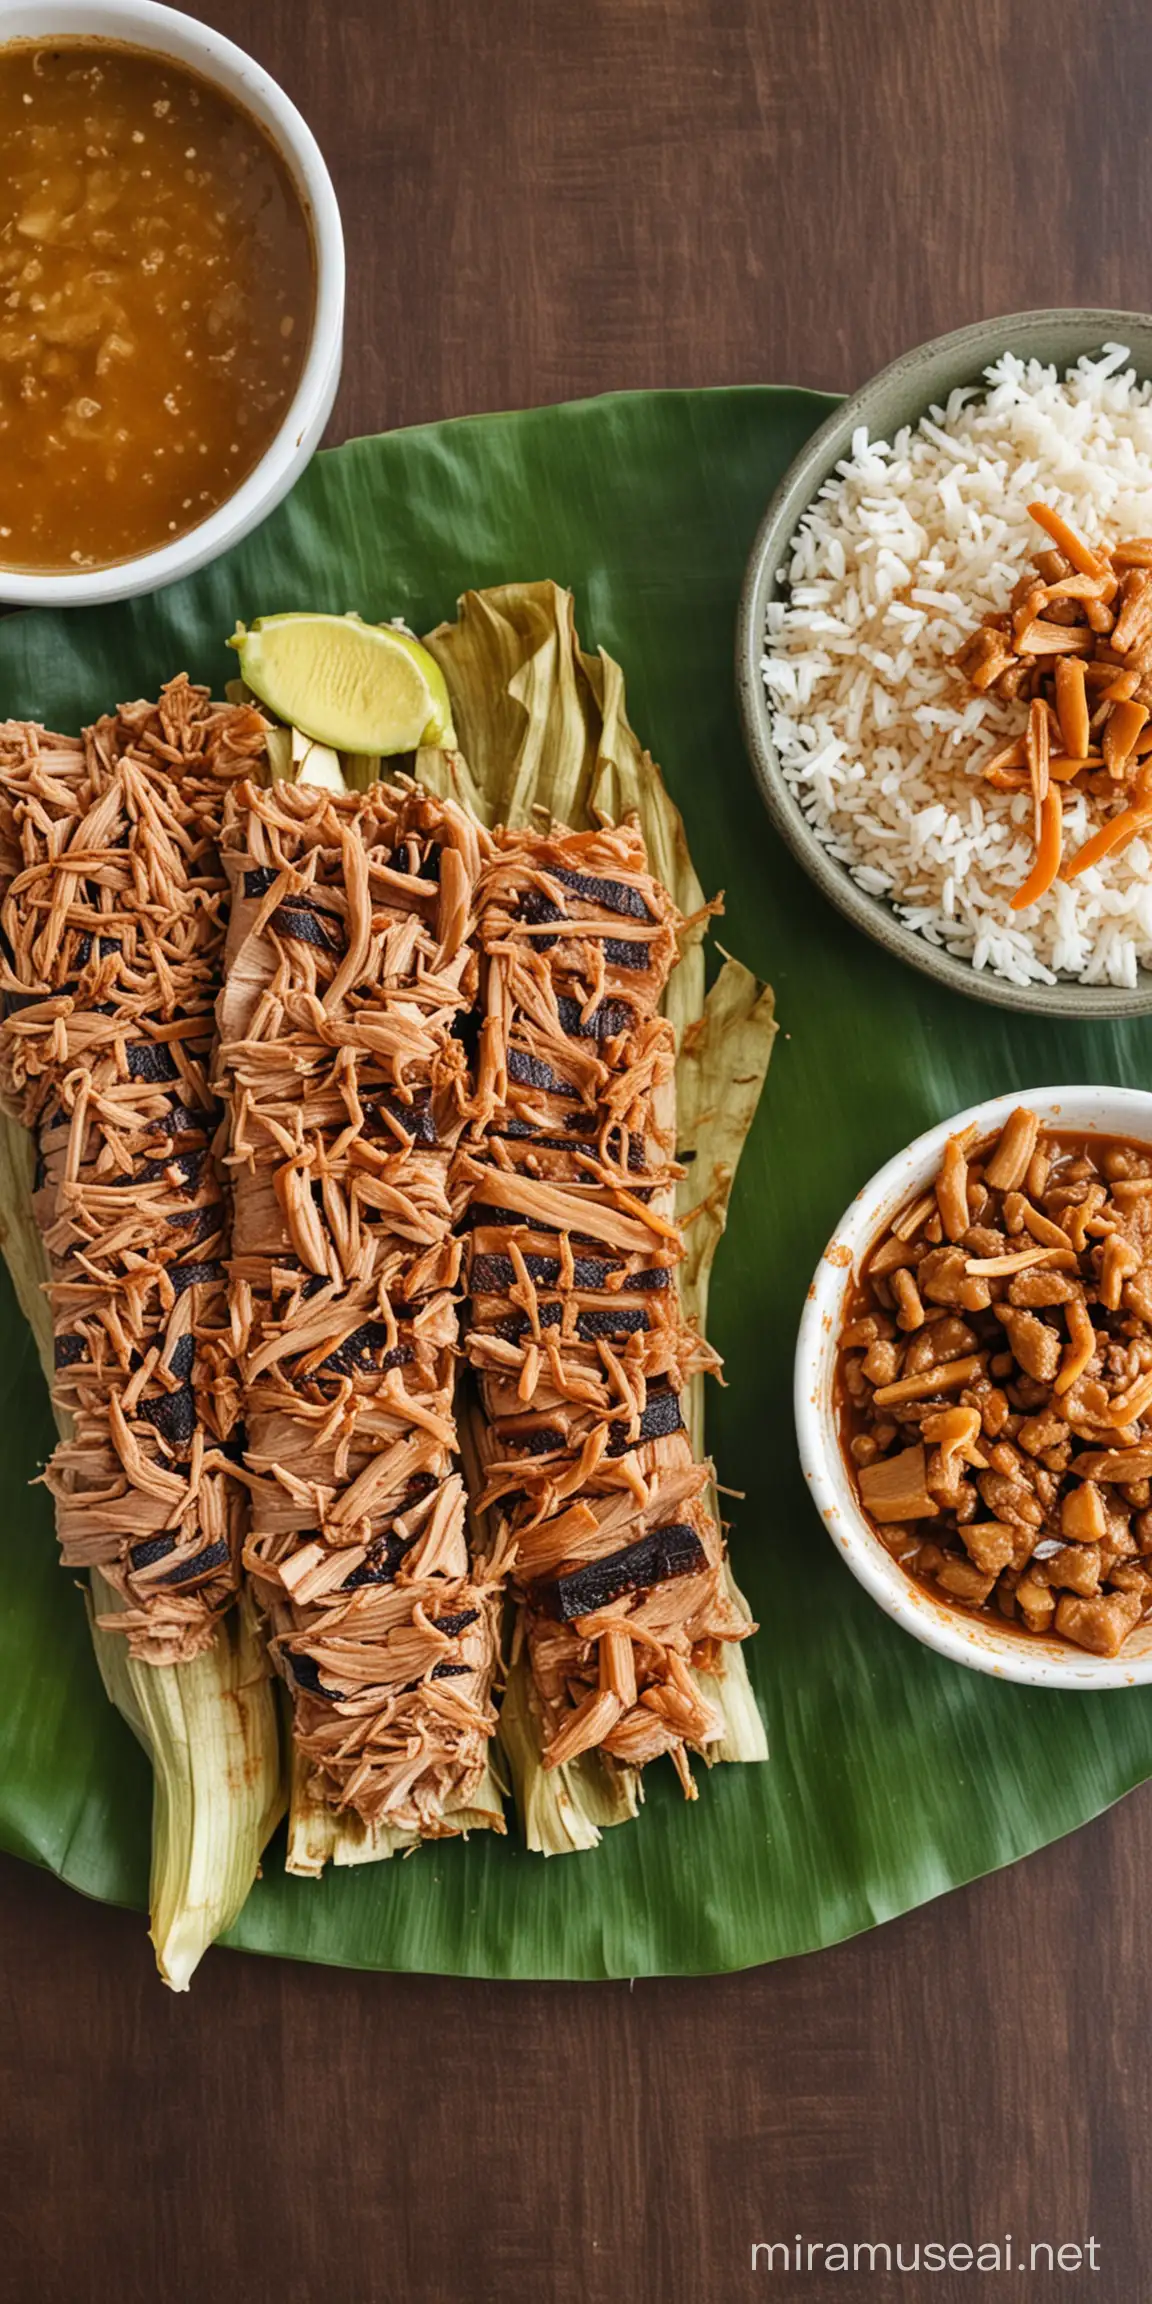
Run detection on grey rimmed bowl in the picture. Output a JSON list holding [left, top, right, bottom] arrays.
[[736, 308, 1152, 1020]]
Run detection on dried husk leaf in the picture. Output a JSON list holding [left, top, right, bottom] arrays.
[[675, 955, 776, 1763], [0, 1111, 284, 1987], [499, 1624, 641, 1856]]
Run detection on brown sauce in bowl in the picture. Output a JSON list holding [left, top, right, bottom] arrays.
[[0, 40, 314, 572], [836, 1114, 1152, 1659]]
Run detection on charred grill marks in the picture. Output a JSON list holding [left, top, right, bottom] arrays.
[[506, 1047, 581, 1099], [270, 895, 345, 953], [555, 993, 634, 1041], [127, 1040, 180, 1084], [550, 866, 657, 921], [606, 1386, 684, 1456], [537, 1522, 708, 1622]]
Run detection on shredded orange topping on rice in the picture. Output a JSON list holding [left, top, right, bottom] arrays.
[[955, 504, 1152, 904]]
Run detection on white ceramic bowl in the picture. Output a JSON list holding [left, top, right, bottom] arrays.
[[795, 1084, 1152, 1690], [0, 0, 344, 607]]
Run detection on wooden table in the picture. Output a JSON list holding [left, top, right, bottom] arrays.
[[3, 3, 1152, 2297]]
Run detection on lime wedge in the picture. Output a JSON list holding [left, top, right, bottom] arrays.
[[229, 613, 456, 754], [378, 623, 457, 743]]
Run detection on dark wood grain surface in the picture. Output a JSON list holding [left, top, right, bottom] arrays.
[[4, 3, 1152, 2298]]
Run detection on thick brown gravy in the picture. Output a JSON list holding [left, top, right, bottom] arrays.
[[0, 39, 314, 571]]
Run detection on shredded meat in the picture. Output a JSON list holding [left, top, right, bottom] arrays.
[[214, 775, 502, 1834], [457, 817, 753, 1796], [0, 679, 265, 1663], [838, 1106, 1152, 1658]]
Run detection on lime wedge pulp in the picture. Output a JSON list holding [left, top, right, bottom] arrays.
[[229, 612, 456, 755]]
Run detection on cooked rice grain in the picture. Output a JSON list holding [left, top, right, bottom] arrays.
[[763, 345, 1152, 988]]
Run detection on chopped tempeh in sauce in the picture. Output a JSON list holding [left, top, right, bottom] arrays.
[[838, 1105, 1152, 1658]]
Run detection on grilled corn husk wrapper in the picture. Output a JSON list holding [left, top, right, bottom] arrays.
[[422, 581, 776, 1850], [459, 816, 752, 1798], [214, 774, 504, 1859], [0, 683, 283, 1983]]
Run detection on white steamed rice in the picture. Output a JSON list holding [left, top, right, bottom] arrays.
[[762, 345, 1152, 988]]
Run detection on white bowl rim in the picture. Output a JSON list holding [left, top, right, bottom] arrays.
[[0, 0, 344, 607], [795, 1083, 1152, 1691]]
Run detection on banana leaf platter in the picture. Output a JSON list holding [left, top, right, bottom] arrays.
[[5, 383, 1152, 1982]]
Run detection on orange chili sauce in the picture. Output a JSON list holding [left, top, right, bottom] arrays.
[[0, 40, 314, 571]]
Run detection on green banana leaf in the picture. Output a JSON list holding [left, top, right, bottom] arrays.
[[5, 383, 1152, 1980]]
